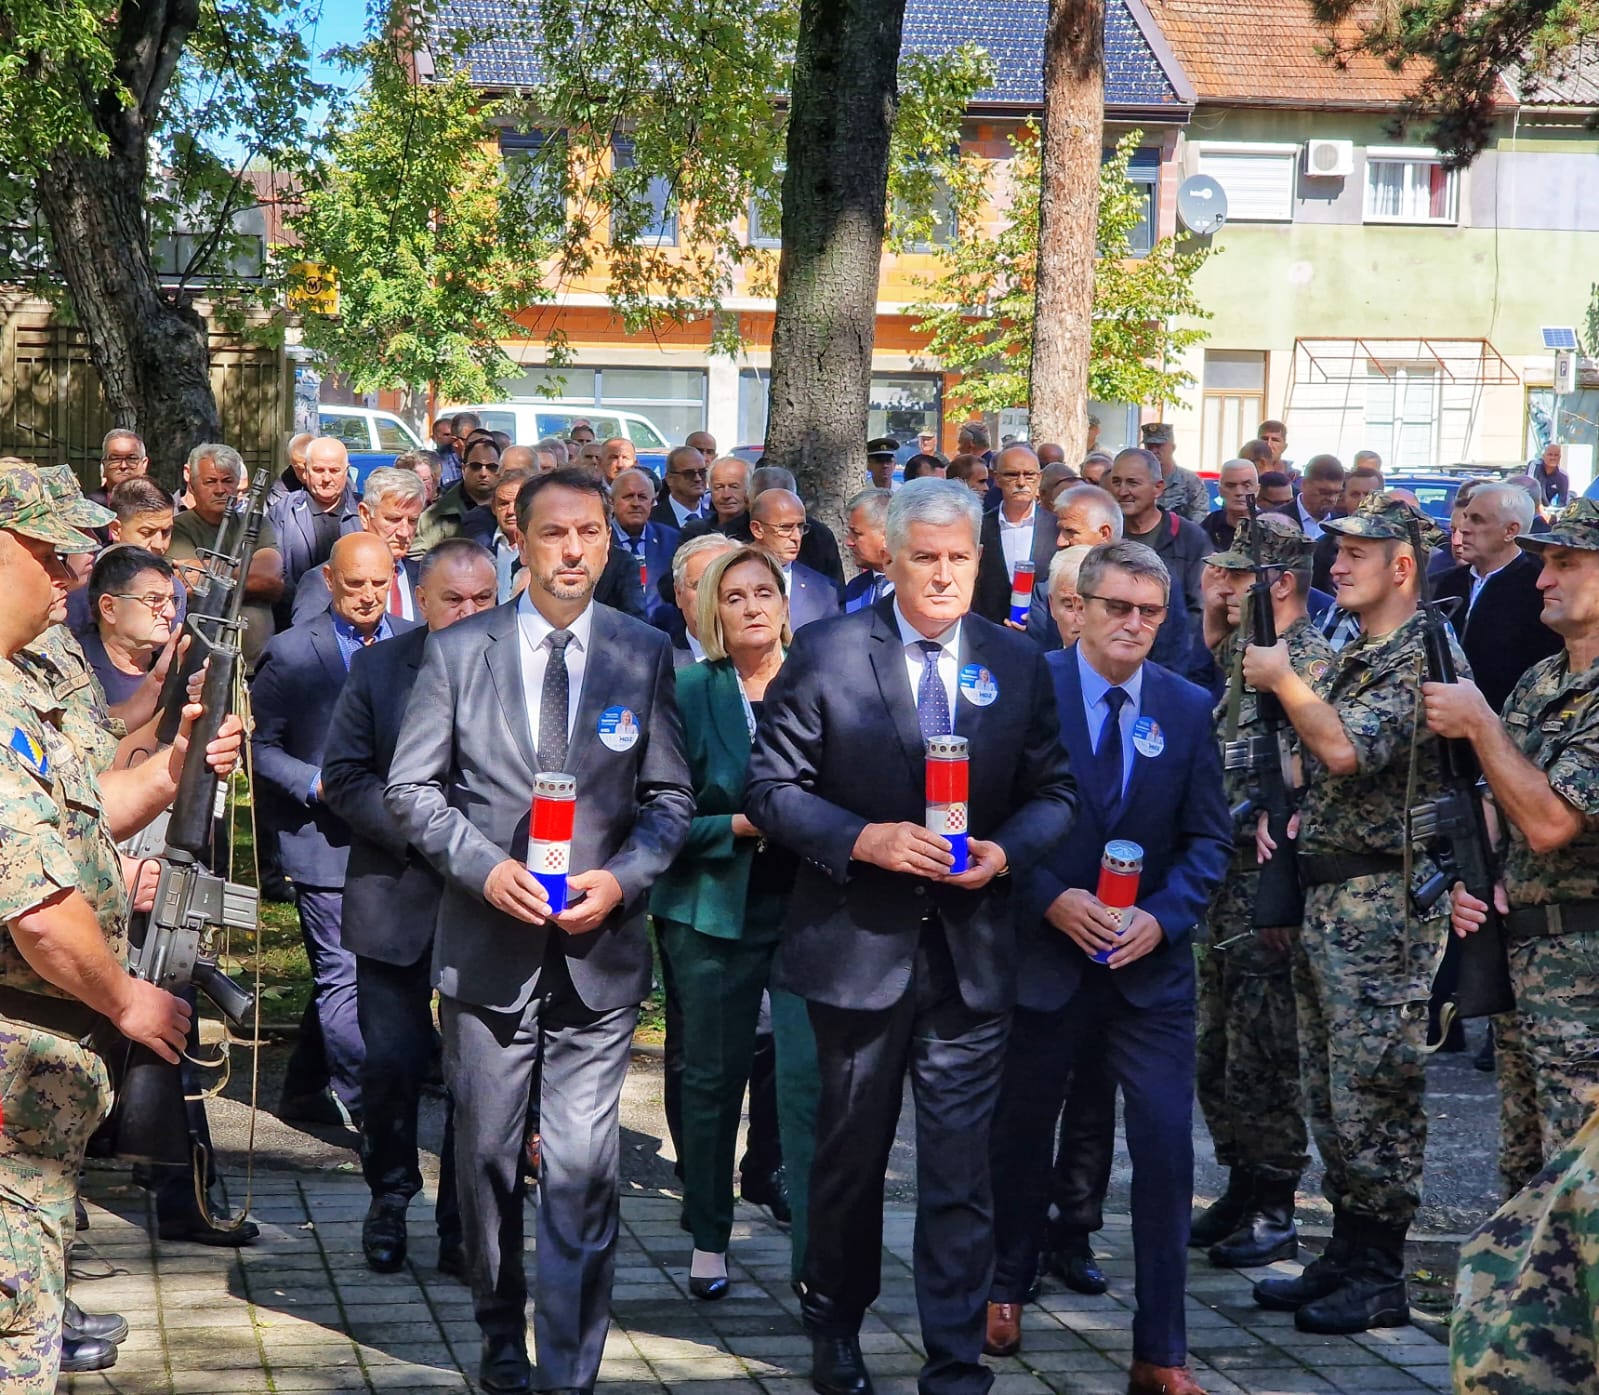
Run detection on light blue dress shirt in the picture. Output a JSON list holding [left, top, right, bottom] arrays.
[[1075, 643, 1145, 799]]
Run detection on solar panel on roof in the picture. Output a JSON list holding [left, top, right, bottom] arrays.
[[1542, 327, 1580, 350]]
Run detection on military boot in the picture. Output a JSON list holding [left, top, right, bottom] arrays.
[[1190, 1168, 1253, 1248], [1253, 1216, 1350, 1311], [1294, 1220, 1409, 1334], [1209, 1176, 1299, 1268]]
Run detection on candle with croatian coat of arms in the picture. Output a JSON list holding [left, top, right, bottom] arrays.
[[528, 772, 577, 914], [1008, 559, 1035, 626], [925, 735, 970, 875]]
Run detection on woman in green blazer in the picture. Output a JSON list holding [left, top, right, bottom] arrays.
[[650, 546, 817, 1299]]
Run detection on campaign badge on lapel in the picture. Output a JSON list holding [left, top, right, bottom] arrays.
[[1131, 715, 1165, 759], [958, 663, 999, 707], [597, 706, 640, 752]]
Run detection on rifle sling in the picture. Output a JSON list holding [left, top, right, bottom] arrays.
[[1299, 852, 1406, 887]]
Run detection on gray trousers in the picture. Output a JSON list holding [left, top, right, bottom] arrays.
[[441, 970, 638, 1390]]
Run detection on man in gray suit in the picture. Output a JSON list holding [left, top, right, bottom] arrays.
[[323, 538, 499, 1276], [386, 468, 694, 1395]]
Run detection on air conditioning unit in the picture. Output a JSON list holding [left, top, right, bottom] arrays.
[[1303, 139, 1355, 178]]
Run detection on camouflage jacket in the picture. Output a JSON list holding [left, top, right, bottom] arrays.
[[15, 625, 123, 774], [0, 656, 127, 1000], [1299, 610, 1469, 858], [1499, 649, 1599, 907], [1213, 614, 1336, 859], [1159, 466, 1211, 524]]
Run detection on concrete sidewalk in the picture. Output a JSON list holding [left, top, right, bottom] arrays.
[[63, 1167, 1451, 1395]]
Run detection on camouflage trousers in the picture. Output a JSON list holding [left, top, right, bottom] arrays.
[[1295, 870, 1443, 1230], [1196, 866, 1308, 1181], [1504, 929, 1599, 1183], [1492, 1010, 1544, 1199], [1453, 1107, 1599, 1390], [0, 1020, 112, 1394]]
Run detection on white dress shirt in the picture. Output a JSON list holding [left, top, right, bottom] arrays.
[[1076, 644, 1145, 798], [1467, 557, 1512, 616], [998, 503, 1038, 579], [894, 601, 960, 717], [516, 593, 594, 762], [668, 495, 703, 528]]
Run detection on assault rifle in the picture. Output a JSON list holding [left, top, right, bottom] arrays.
[[1406, 517, 1514, 1031], [101, 471, 267, 1164], [1222, 497, 1307, 929]]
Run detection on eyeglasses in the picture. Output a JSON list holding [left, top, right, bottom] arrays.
[[762, 522, 810, 538], [114, 592, 177, 613], [669, 468, 708, 480], [104, 453, 143, 465], [1081, 593, 1167, 623]]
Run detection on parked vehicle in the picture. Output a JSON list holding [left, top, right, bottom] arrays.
[[1383, 474, 1469, 521], [439, 400, 672, 473], [317, 407, 423, 490]]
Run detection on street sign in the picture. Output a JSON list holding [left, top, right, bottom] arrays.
[[288, 262, 339, 317], [1555, 349, 1578, 396]]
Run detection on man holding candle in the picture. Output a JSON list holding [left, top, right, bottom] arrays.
[[984, 540, 1230, 1395], [747, 477, 1075, 1395], [974, 444, 1057, 624], [385, 468, 694, 1395]]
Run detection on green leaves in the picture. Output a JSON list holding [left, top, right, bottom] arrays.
[[909, 127, 1212, 415]]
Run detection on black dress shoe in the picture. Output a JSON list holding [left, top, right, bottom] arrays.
[[438, 1242, 466, 1279], [74, 1197, 90, 1231], [158, 1208, 261, 1247], [811, 1333, 873, 1395], [689, 1274, 730, 1300], [480, 1335, 533, 1395], [59, 1334, 118, 1373], [64, 1296, 129, 1345], [1046, 1246, 1107, 1295], [362, 1203, 408, 1273], [276, 1088, 350, 1128], [741, 1166, 792, 1225]]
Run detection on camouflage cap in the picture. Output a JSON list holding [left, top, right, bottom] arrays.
[[0, 459, 101, 552], [40, 464, 115, 531], [1321, 490, 1446, 550], [1140, 422, 1174, 446], [1204, 511, 1315, 571], [1517, 498, 1599, 555]]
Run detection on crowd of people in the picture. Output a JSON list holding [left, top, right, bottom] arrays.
[[0, 408, 1595, 1395]]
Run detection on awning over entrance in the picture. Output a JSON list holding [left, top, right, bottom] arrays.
[[1293, 337, 1520, 386]]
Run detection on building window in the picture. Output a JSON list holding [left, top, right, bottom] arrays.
[[749, 164, 783, 249], [1366, 363, 1440, 469], [738, 370, 943, 448], [501, 130, 567, 232], [1364, 151, 1458, 225], [1200, 350, 1268, 472], [892, 168, 957, 252], [1193, 144, 1298, 223], [610, 137, 678, 246], [1105, 148, 1160, 257]]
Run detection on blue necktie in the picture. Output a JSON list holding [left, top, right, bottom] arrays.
[[1093, 686, 1129, 807], [916, 640, 951, 741]]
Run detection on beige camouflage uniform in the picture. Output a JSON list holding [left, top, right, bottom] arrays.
[[1159, 465, 1211, 525]]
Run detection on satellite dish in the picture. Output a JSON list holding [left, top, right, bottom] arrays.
[[1177, 175, 1228, 237]]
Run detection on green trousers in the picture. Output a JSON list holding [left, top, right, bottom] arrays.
[[770, 986, 818, 1279]]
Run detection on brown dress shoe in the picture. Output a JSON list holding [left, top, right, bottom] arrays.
[[1127, 1360, 1206, 1395], [983, 1301, 1022, 1357]]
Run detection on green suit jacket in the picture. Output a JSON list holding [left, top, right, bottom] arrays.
[[649, 657, 759, 937]]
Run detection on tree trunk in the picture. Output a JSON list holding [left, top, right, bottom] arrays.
[[766, 0, 908, 536], [36, 155, 220, 488], [1028, 0, 1104, 457]]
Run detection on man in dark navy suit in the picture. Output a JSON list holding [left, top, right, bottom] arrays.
[[252, 533, 420, 1129], [747, 478, 1076, 1395], [267, 435, 362, 625], [974, 445, 1058, 623], [322, 538, 498, 1276], [749, 487, 841, 631], [842, 487, 893, 613], [984, 540, 1229, 1395], [289, 467, 427, 625], [609, 468, 680, 621]]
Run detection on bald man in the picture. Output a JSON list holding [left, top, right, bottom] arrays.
[[749, 487, 841, 630], [268, 435, 362, 625], [253, 531, 422, 1128]]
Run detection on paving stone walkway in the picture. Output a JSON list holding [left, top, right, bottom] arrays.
[[62, 1166, 1451, 1395]]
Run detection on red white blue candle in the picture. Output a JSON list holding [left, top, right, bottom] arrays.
[[637, 555, 648, 592], [1093, 839, 1143, 963], [1008, 559, 1035, 625], [925, 735, 970, 875], [528, 772, 577, 914]]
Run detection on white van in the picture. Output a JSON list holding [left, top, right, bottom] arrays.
[[439, 399, 673, 470]]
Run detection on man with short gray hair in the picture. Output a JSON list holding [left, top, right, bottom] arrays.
[[843, 487, 893, 612], [290, 467, 428, 625], [683, 462, 847, 588], [746, 476, 1074, 1395], [92, 428, 149, 506], [269, 436, 362, 625]]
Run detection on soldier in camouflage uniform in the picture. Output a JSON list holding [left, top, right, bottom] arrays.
[[1242, 493, 1460, 1335], [1192, 514, 1332, 1269], [0, 462, 241, 1392], [1142, 423, 1210, 524], [1451, 1106, 1599, 1389], [1423, 498, 1599, 1193]]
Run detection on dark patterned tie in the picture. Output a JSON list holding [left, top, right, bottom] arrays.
[[1093, 686, 1129, 807], [916, 640, 951, 741], [538, 630, 573, 773]]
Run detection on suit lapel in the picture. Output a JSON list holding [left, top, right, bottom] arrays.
[[570, 608, 618, 779], [483, 603, 539, 776], [705, 660, 751, 768], [867, 601, 927, 779], [1119, 667, 1155, 818], [953, 620, 994, 748], [309, 615, 347, 689]]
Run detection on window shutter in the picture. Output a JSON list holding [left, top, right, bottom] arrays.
[[1195, 152, 1295, 222]]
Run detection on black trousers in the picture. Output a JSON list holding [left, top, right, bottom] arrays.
[[356, 950, 460, 1247], [801, 920, 1007, 1395], [1047, 1059, 1117, 1246]]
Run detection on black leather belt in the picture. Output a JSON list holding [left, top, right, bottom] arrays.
[[1299, 853, 1405, 887], [1504, 899, 1599, 943], [0, 985, 105, 1042]]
